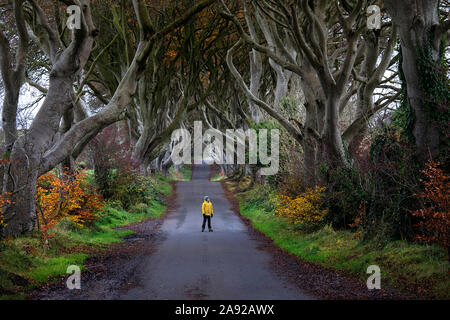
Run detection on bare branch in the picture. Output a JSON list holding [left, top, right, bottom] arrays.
[[28, 0, 60, 61], [226, 39, 304, 144]]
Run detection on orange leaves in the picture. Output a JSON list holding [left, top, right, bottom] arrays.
[[163, 49, 178, 64], [411, 160, 449, 255], [0, 160, 12, 228], [275, 186, 328, 228], [349, 200, 368, 229], [36, 170, 105, 235], [200, 71, 211, 89]]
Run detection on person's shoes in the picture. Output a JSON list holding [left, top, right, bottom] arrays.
[[209, 229, 213, 232], [202, 228, 205, 232]]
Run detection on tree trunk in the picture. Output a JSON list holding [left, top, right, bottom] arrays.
[[93, 149, 112, 199], [324, 92, 347, 168], [270, 59, 291, 110], [0, 0, 216, 238], [1, 0, 96, 237], [1, 151, 38, 237], [302, 141, 317, 186], [1, 95, 20, 193], [383, 0, 446, 159], [243, 0, 264, 123], [1, 94, 19, 156]]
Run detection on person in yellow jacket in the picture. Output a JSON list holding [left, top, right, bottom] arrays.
[[202, 196, 214, 232]]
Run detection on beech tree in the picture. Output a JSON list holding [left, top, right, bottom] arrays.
[[1, 0, 446, 239], [222, 0, 400, 184], [382, 0, 449, 159], [0, 0, 216, 237], [0, 0, 28, 164]]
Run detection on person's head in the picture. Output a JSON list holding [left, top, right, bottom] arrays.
[[204, 196, 209, 202]]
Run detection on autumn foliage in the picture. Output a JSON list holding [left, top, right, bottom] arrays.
[[411, 160, 450, 256], [0, 192, 12, 228], [0, 158, 12, 229], [275, 186, 328, 229], [36, 170, 105, 240]]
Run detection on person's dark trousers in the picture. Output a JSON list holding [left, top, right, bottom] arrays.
[[202, 215, 212, 230]]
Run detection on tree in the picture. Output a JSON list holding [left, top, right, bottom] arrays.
[[0, 0, 29, 171], [222, 0, 400, 185], [0, 0, 217, 238], [382, 0, 449, 159], [412, 160, 449, 258]]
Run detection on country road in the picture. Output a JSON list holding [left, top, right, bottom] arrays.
[[4, 0, 444, 304], [120, 164, 311, 300], [32, 165, 407, 300]]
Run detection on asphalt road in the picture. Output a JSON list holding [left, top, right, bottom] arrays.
[[120, 165, 311, 300]]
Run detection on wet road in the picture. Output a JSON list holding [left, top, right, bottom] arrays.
[[120, 165, 311, 300]]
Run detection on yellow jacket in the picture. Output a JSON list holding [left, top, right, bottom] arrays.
[[202, 201, 213, 216]]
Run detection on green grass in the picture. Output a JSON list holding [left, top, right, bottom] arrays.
[[236, 187, 450, 299], [151, 174, 173, 196], [84, 169, 95, 185], [0, 167, 181, 299], [27, 253, 88, 283], [211, 172, 226, 182], [0, 203, 166, 298], [150, 166, 191, 196], [169, 166, 192, 182]]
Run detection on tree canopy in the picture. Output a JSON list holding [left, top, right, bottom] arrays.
[[0, 0, 448, 238]]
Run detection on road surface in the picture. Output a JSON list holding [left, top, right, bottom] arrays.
[[120, 164, 311, 300], [32, 164, 407, 300]]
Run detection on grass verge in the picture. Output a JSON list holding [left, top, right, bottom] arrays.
[[232, 182, 449, 299], [211, 173, 226, 182], [0, 167, 185, 299]]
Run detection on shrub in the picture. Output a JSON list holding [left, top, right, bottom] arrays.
[[326, 128, 422, 245], [366, 129, 422, 242], [89, 123, 141, 202], [130, 203, 148, 214], [87, 123, 165, 209], [411, 160, 449, 257], [0, 192, 11, 229], [53, 218, 83, 234], [36, 170, 105, 234], [275, 186, 328, 230], [108, 173, 163, 209], [325, 166, 369, 230], [241, 185, 278, 213]]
